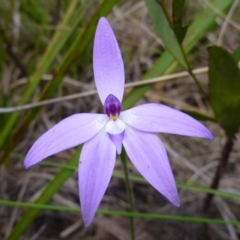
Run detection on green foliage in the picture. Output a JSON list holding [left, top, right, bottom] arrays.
[[172, 0, 188, 43], [0, 0, 82, 152], [182, 109, 216, 122], [209, 46, 240, 137], [20, 0, 49, 25], [145, 0, 188, 68], [233, 44, 240, 62], [124, 0, 233, 109], [1, 199, 240, 226]]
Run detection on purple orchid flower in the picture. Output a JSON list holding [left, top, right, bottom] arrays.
[[24, 17, 213, 226]]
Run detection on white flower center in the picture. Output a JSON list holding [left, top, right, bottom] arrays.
[[105, 118, 126, 134]]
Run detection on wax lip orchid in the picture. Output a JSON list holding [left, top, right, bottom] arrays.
[[24, 17, 213, 226]]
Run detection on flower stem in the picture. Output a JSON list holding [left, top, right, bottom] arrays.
[[202, 137, 234, 213], [121, 148, 135, 240]]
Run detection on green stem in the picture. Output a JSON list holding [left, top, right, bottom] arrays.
[[202, 136, 234, 213], [188, 67, 208, 99], [120, 148, 135, 240]]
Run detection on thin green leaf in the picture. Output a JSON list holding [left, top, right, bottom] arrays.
[[113, 172, 240, 200], [145, 0, 207, 96], [145, 0, 187, 68], [182, 110, 216, 122], [20, 0, 48, 25], [208, 46, 240, 137], [1, 200, 240, 226], [172, 0, 188, 43], [40, 161, 240, 201]]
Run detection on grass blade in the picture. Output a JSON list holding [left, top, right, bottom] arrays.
[[145, 0, 187, 68], [1, 200, 240, 226]]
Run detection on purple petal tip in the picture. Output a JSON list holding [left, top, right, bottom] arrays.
[[99, 16, 107, 22], [83, 217, 91, 227], [23, 161, 30, 170], [209, 133, 214, 141], [175, 200, 180, 207], [204, 128, 214, 141], [170, 195, 180, 207]]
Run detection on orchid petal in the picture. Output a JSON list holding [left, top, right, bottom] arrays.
[[120, 104, 213, 140], [79, 130, 116, 226], [123, 127, 179, 206], [24, 114, 108, 169], [109, 132, 125, 154], [93, 17, 124, 104]]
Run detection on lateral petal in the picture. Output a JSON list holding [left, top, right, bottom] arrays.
[[79, 130, 116, 226], [93, 17, 124, 104], [24, 114, 108, 168], [123, 127, 180, 206], [120, 103, 213, 140]]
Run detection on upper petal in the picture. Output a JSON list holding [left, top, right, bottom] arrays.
[[24, 114, 108, 168], [120, 103, 213, 140], [93, 17, 124, 104], [79, 130, 116, 226], [123, 127, 179, 206]]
